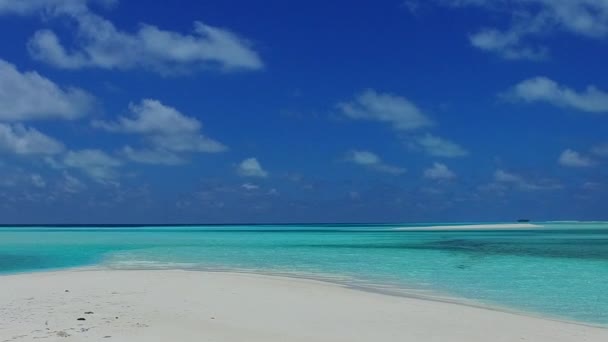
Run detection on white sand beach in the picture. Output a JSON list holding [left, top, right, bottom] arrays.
[[394, 223, 542, 230], [1, 269, 606, 342]]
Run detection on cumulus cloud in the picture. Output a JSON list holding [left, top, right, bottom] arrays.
[[0, 59, 94, 121], [337, 89, 432, 131], [2, 0, 263, 73], [337, 90, 467, 160], [148, 133, 225, 153], [504, 77, 608, 113], [120, 146, 183, 165], [469, 27, 547, 60], [0, 0, 75, 15], [96, 100, 202, 135], [0, 0, 114, 15], [0, 123, 65, 155], [493, 169, 562, 191], [62, 149, 122, 182], [414, 133, 469, 158], [346, 150, 406, 175], [0, 169, 49, 188], [237, 158, 268, 178], [558, 149, 595, 167], [439, 0, 608, 60], [494, 169, 524, 183], [423, 162, 456, 180], [94, 99, 226, 164]]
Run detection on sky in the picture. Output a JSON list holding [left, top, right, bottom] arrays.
[[0, 0, 607, 224]]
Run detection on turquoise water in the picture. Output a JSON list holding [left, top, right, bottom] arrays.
[[1, 222, 607, 324]]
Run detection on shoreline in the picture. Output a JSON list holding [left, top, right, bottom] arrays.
[[0, 222, 545, 231], [105, 266, 604, 328], [1, 269, 606, 341], [3, 265, 605, 329], [393, 223, 543, 230]]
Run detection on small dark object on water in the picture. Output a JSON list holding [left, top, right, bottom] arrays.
[[85, 311, 94, 314], [517, 219, 530, 223], [77, 317, 86, 321], [65, 290, 69, 293]]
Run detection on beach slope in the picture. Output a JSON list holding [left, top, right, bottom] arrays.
[[1, 270, 606, 342]]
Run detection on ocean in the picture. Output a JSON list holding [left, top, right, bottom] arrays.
[[1, 221, 607, 325]]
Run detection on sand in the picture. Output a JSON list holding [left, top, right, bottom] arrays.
[[0, 269, 606, 342], [394, 223, 542, 230]]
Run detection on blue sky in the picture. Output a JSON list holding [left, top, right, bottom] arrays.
[[0, 0, 607, 223]]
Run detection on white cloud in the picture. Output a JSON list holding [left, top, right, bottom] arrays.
[[60, 171, 87, 193], [28, 30, 91, 69], [10, 1, 263, 73], [348, 150, 381, 165], [0, 123, 65, 155], [346, 150, 406, 175], [494, 169, 523, 183], [493, 169, 562, 191], [424, 162, 456, 180], [591, 143, 608, 157], [402, 0, 422, 14], [0, 169, 49, 188], [337, 90, 466, 160], [338, 89, 432, 131], [147, 133, 225, 153], [120, 146, 183, 165], [415, 133, 469, 157], [558, 149, 595, 167], [582, 181, 602, 190], [94, 99, 226, 164], [237, 158, 268, 178], [469, 27, 547, 60], [0, 0, 77, 15], [0, 0, 114, 15], [505, 77, 608, 113], [441, 1, 608, 59], [241, 183, 259, 191], [0, 59, 94, 121], [96, 99, 202, 135], [31, 174, 46, 188], [63, 149, 122, 182]]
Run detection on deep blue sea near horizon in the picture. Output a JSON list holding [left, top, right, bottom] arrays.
[[1, 222, 607, 325]]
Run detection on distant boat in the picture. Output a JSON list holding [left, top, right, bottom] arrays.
[[517, 219, 531, 223]]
